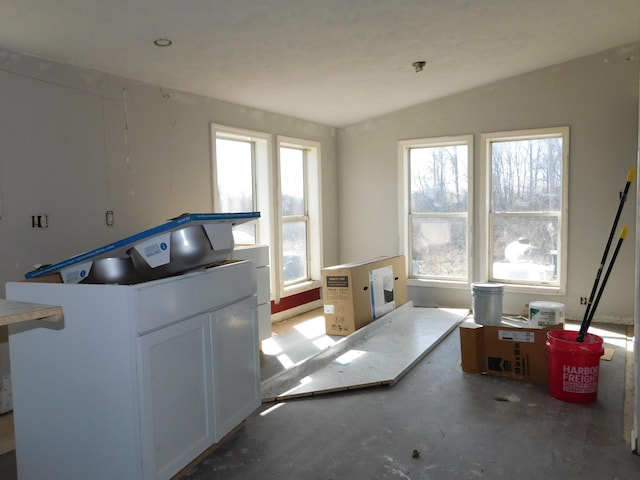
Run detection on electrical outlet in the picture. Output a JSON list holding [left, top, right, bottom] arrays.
[[105, 210, 115, 226], [579, 296, 588, 305], [31, 214, 48, 229]]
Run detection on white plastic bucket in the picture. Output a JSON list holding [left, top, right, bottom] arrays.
[[471, 283, 504, 325], [529, 301, 565, 328]]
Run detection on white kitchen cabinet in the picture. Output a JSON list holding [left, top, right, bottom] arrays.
[[211, 296, 260, 440], [6, 260, 260, 480], [138, 312, 214, 480], [232, 245, 271, 341]]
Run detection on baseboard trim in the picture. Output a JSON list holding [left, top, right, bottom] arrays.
[[271, 299, 323, 324]]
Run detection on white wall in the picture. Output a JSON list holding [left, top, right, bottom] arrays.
[[337, 43, 640, 324], [0, 48, 339, 290], [0, 47, 340, 384], [1, 42, 638, 384]]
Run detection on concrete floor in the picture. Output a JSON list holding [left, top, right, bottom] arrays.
[[181, 317, 639, 480], [0, 313, 638, 479]]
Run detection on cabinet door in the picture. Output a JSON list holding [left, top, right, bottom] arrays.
[[138, 313, 214, 480], [211, 296, 261, 441]]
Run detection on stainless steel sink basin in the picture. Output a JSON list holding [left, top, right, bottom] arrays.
[[128, 225, 233, 280], [80, 257, 145, 285]]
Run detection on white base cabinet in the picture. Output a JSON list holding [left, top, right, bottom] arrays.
[[211, 297, 263, 439], [232, 245, 271, 341], [138, 312, 214, 479], [6, 261, 260, 480]]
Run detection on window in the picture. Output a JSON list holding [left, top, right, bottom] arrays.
[[280, 146, 309, 284], [482, 127, 569, 291], [211, 126, 323, 302], [276, 137, 322, 297], [211, 125, 271, 247], [399, 135, 473, 283], [214, 137, 257, 242], [399, 127, 568, 292]]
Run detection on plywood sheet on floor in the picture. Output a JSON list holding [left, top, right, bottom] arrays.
[[267, 306, 467, 401]]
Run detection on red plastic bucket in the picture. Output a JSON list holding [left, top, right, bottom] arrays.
[[546, 330, 604, 404]]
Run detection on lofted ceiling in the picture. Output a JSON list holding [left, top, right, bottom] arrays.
[[0, 0, 639, 127]]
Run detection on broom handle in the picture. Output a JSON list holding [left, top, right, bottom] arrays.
[[577, 226, 628, 342], [581, 168, 635, 326]]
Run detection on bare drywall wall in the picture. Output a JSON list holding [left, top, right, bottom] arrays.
[[337, 43, 640, 324], [0, 48, 339, 291], [0, 47, 339, 382]]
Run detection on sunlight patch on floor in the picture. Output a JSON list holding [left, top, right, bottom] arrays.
[[260, 337, 283, 355], [313, 335, 336, 350], [276, 354, 295, 369], [333, 349, 366, 366], [565, 321, 634, 351], [293, 317, 326, 339]]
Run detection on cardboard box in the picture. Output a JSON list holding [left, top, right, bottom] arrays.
[[459, 320, 563, 383], [24, 273, 63, 283], [322, 255, 407, 336]]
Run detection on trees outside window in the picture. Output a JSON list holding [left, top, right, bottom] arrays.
[[280, 146, 309, 284], [484, 128, 568, 289], [399, 127, 568, 292], [276, 137, 322, 297], [400, 135, 472, 282]]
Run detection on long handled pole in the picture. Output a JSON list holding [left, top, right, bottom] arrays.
[[581, 168, 635, 331], [577, 226, 628, 342]]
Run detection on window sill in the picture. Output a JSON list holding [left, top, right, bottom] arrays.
[[407, 277, 565, 295], [407, 278, 470, 290], [282, 279, 322, 297]]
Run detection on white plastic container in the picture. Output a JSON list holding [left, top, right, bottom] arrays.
[[529, 301, 565, 328], [471, 283, 504, 325]]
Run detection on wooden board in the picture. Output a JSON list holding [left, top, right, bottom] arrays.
[[262, 305, 467, 401], [0, 299, 63, 327], [601, 347, 615, 361]]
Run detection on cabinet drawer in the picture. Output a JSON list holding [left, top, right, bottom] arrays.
[[136, 261, 256, 335], [231, 245, 269, 267]]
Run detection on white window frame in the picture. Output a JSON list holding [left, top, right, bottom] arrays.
[[211, 125, 323, 304], [479, 126, 569, 294], [211, 123, 275, 291], [398, 135, 474, 288], [276, 136, 323, 300], [280, 145, 310, 287]]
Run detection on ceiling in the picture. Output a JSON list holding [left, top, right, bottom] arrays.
[[0, 0, 638, 127]]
